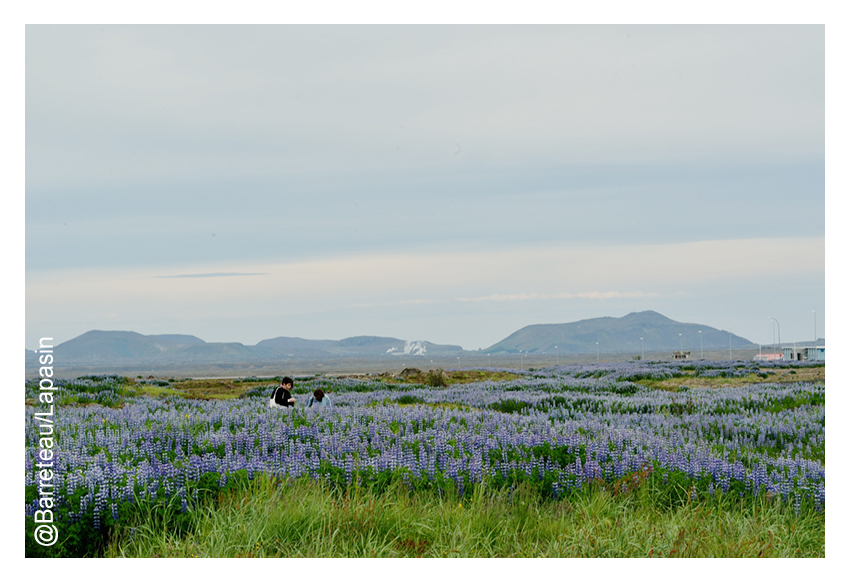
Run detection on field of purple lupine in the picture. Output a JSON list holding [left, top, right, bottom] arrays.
[[26, 359, 824, 554]]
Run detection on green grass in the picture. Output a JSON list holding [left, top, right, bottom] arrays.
[[634, 366, 825, 392], [132, 385, 188, 399], [104, 475, 824, 558], [376, 369, 522, 386]]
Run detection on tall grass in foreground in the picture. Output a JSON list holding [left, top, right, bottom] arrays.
[[106, 476, 824, 558]]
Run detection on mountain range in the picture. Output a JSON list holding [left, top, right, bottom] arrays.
[[27, 331, 463, 366], [26, 311, 764, 371], [487, 310, 755, 354]]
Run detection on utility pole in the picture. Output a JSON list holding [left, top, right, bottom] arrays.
[[772, 320, 776, 353], [771, 318, 781, 359], [813, 311, 817, 347]]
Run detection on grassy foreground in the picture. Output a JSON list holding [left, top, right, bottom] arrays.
[[105, 476, 824, 558]]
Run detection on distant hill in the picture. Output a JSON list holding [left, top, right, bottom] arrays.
[[24, 311, 769, 375], [484, 311, 756, 355], [256, 335, 461, 357], [48, 330, 208, 362], [37, 330, 465, 369]]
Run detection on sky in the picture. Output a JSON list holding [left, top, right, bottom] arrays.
[[23, 23, 827, 352]]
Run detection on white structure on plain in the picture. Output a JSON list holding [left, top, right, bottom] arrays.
[[387, 340, 427, 356]]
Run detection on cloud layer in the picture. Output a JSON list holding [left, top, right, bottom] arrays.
[[27, 25, 823, 191], [27, 236, 824, 348]]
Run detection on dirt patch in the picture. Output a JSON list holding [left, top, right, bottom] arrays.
[[764, 367, 825, 384], [168, 378, 274, 400], [637, 366, 825, 391], [373, 369, 521, 386]]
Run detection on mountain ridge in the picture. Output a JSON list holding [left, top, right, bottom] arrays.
[[28, 330, 466, 367], [26, 311, 767, 371], [484, 310, 755, 354]]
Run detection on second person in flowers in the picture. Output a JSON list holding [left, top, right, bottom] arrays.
[[308, 388, 332, 408]]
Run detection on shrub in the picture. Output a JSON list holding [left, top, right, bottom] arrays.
[[395, 395, 425, 405], [489, 399, 531, 414], [425, 369, 447, 387]]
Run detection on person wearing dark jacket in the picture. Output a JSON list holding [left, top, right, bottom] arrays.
[[269, 377, 296, 408]]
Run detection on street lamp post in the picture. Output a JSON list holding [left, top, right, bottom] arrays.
[[679, 333, 683, 354], [772, 321, 776, 353], [555, 345, 558, 366], [770, 318, 781, 358], [640, 337, 644, 360], [596, 342, 599, 363], [698, 330, 703, 360], [813, 310, 817, 347], [728, 327, 732, 361]]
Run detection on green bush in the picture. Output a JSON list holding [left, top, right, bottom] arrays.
[[395, 394, 425, 405], [424, 369, 447, 387], [489, 399, 531, 414]]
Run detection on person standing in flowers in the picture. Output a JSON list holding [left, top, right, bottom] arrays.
[[269, 376, 296, 408], [308, 388, 332, 408]]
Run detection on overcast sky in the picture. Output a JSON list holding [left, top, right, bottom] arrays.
[[24, 24, 825, 351]]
